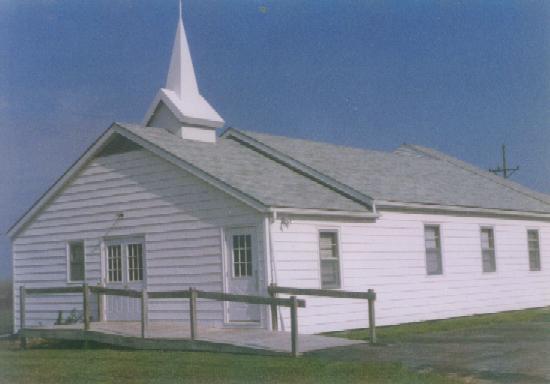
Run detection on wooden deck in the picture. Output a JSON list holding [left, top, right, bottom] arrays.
[[20, 321, 365, 356]]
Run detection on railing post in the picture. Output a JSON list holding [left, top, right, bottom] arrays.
[[189, 287, 197, 340], [97, 283, 104, 322], [19, 286, 27, 349], [268, 284, 278, 331], [83, 283, 90, 331], [367, 289, 377, 344], [141, 288, 148, 338], [290, 295, 299, 357]]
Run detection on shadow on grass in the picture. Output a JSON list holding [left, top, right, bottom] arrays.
[[28, 339, 134, 351]]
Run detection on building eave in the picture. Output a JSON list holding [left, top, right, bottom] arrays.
[[268, 207, 379, 221], [376, 200, 550, 221]]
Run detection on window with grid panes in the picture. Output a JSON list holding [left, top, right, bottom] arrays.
[[319, 231, 341, 289], [527, 230, 541, 271], [127, 243, 143, 281], [424, 225, 443, 275], [232, 234, 252, 277], [481, 228, 496, 272], [107, 244, 123, 282]]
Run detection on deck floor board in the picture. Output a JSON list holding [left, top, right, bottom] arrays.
[[22, 321, 365, 355]]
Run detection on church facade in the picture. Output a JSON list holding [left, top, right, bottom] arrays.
[[9, 7, 550, 334]]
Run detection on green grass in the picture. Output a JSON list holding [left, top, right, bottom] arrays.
[[0, 340, 463, 384], [331, 307, 550, 343]]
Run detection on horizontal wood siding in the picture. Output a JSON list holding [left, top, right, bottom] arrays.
[[273, 212, 550, 334], [13, 149, 263, 330]]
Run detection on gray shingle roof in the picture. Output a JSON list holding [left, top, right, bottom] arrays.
[[117, 124, 368, 212], [226, 129, 550, 214]]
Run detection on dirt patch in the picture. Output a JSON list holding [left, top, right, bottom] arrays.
[[310, 321, 550, 384]]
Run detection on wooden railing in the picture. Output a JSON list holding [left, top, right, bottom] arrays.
[[19, 285, 306, 357], [268, 284, 377, 344]]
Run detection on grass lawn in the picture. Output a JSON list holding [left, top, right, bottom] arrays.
[[331, 307, 550, 343], [0, 340, 464, 384]]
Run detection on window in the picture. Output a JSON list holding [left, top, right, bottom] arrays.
[[107, 244, 123, 282], [68, 241, 85, 282], [480, 228, 496, 272], [319, 231, 341, 289], [424, 225, 442, 275], [127, 243, 144, 281], [232, 234, 252, 277], [527, 230, 541, 271]]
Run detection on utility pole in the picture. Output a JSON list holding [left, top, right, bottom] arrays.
[[489, 144, 519, 179]]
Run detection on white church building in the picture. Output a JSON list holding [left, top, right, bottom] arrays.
[[9, 7, 550, 334]]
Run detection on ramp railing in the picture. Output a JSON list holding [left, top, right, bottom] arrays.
[[18, 285, 306, 357], [268, 284, 377, 344]]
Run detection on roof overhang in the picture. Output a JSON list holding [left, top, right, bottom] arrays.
[[269, 207, 379, 221], [376, 200, 550, 221]]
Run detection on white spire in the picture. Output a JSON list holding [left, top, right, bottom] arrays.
[[143, 1, 224, 142], [165, 1, 199, 97]]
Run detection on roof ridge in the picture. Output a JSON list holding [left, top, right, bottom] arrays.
[[224, 128, 375, 210], [402, 144, 550, 207], [223, 128, 393, 156]]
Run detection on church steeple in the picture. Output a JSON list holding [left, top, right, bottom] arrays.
[[143, 1, 224, 143]]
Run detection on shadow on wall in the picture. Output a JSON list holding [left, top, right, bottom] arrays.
[[0, 279, 13, 334]]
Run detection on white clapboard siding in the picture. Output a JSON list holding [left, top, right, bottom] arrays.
[[272, 211, 550, 334], [13, 148, 263, 330]]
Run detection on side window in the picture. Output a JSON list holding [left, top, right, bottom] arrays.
[[68, 241, 85, 282], [424, 225, 443, 275], [480, 228, 496, 272], [527, 230, 541, 271], [319, 231, 341, 289]]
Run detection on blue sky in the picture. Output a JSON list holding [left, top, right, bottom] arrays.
[[0, 0, 549, 279]]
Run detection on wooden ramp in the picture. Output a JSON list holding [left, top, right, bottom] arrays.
[[20, 322, 365, 356]]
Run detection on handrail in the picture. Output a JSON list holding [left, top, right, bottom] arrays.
[[89, 286, 142, 298], [268, 283, 377, 344], [197, 290, 305, 308], [268, 285, 374, 300], [25, 286, 84, 295]]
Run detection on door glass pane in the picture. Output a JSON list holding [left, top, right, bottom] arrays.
[[128, 243, 143, 281], [233, 234, 252, 277], [107, 245, 122, 282]]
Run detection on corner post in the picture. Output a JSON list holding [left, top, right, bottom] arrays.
[[19, 286, 27, 349], [268, 284, 278, 331], [83, 283, 90, 331], [141, 288, 148, 338], [367, 289, 377, 344], [189, 287, 197, 340], [290, 295, 299, 357]]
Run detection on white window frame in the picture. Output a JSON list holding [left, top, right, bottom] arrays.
[[424, 224, 444, 276], [480, 226, 497, 273], [104, 236, 146, 285], [527, 229, 541, 272], [66, 240, 86, 283], [318, 229, 342, 289]]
